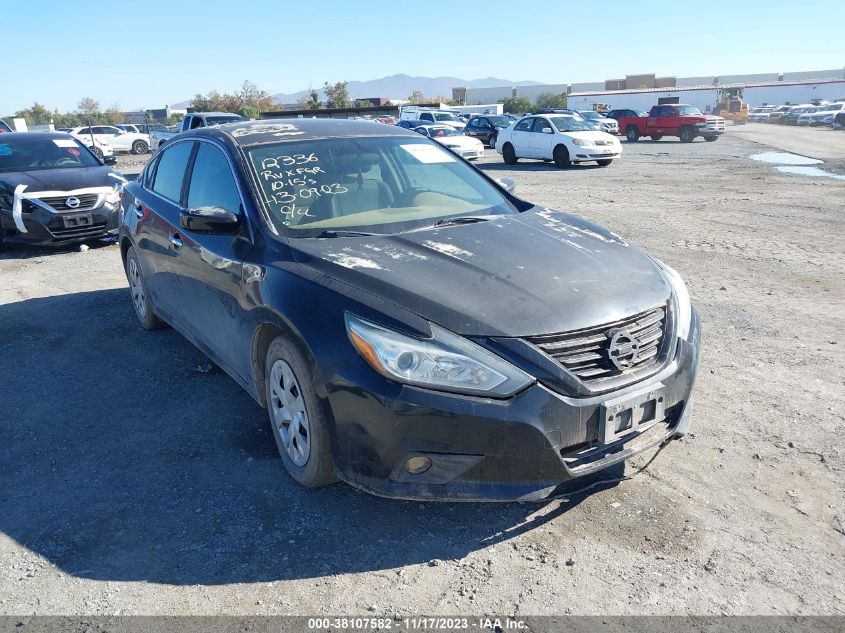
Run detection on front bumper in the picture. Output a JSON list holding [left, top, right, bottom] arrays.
[[695, 125, 725, 136], [450, 147, 484, 160], [323, 310, 700, 501], [1, 202, 119, 246], [574, 148, 621, 161]]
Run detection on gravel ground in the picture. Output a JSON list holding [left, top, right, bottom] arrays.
[[0, 128, 843, 616]]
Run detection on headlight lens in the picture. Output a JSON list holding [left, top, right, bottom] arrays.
[[345, 314, 533, 397], [660, 263, 692, 340], [572, 138, 594, 146], [104, 185, 121, 204]]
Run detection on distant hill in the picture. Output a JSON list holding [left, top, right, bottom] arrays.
[[270, 74, 545, 105]]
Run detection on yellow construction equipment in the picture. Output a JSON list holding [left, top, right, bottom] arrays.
[[715, 87, 749, 125]]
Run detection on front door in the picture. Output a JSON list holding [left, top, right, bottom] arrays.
[[529, 117, 555, 159], [510, 117, 534, 157]]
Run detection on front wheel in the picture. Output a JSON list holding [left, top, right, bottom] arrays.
[[626, 126, 640, 142], [597, 159, 613, 167], [502, 143, 518, 165], [487, 133, 497, 148], [265, 336, 337, 488], [704, 135, 719, 142], [131, 139, 149, 154], [679, 126, 695, 143], [125, 246, 165, 330], [553, 145, 571, 169], [650, 135, 662, 141], [90, 146, 104, 160]]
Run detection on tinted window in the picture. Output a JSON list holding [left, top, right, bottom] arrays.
[[187, 143, 242, 213], [0, 136, 100, 172], [420, 113, 433, 121], [514, 118, 533, 132], [152, 142, 194, 203]]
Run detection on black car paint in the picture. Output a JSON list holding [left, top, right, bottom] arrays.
[[0, 133, 122, 246], [463, 116, 507, 146], [120, 119, 699, 501]]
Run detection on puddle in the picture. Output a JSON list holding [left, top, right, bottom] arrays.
[[749, 152, 822, 165], [774, 166, 845, 180]]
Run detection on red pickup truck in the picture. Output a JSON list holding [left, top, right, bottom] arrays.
[[615, 104, 726, 143]]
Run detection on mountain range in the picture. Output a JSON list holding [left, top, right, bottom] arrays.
[[172, 74, 545, 109]]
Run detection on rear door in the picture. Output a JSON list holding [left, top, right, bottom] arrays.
[[510, 117, 534, 157], [132, 140, 196, 321], [172, 140, 252, 380]]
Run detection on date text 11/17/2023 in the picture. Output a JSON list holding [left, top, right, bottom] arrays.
[[306, 616, 528, 630]]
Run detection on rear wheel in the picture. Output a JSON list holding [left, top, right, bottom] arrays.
[[679, 126, 695, 143], [502, 143, 518, 165], [125, 246, 164, 330], [626, 126, 640, 142], [131, 139, 149, 154], [704, 135, 719, 142], [264, 336, 337, 488], [487, 133, 497, 148], [597, 159, 613, 167], [650, 135, 662, 141], [553, 145, 571, 169]]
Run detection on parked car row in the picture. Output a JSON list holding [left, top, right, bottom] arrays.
[[750, 101, 845, 127]]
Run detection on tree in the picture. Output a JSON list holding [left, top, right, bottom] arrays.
[[324, 81, 350, 109], [14, 102, 52, 125], [407, 90, 427, 104], [77, 97, 100, 115], [305, 89, 322, 110], [534, 92, 568, 110], [104, 103, 125, 124], [239, 105, 259, 120], [191, 81, 276, 114], [499, 96, 532, 114], [354, 99, 374, 108]]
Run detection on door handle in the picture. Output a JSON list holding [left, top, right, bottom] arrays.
[[133, 203, 144, 219], [169, 233, 183, 248]]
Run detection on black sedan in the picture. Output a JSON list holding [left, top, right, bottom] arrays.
[[462, 115, 515, 148], [119, 119, 700, 501], [0, 132, 122, 248]]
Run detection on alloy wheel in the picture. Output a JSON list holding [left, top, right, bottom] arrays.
[[269, 360, 310, 467], [128, 257, 146, 319]]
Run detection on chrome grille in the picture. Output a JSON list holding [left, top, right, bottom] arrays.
[[38, 193, 100, 211], [527, 304, 669, 383]]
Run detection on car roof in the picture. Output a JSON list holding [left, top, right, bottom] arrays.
[[192, 118, 418, 148], [0, 131, 77, 141]]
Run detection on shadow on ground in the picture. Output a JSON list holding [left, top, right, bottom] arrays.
[[0, 289, 619, 585]]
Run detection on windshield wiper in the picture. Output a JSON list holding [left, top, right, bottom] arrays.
[[315, 229, 379, 238], [431, 216, 492, 228]]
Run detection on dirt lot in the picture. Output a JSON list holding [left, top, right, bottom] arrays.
[[1, 127, 843, 617]]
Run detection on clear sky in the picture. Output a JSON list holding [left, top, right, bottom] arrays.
[[3, 0, 844, 115]]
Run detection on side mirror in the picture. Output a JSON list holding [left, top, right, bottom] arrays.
[[542, 127, 553, 134], [180, 206, 240, 234], [103, 155, 118, 166], [496, 177, 516, 194]]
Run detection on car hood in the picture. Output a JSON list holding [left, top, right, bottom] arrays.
[[561, 130, 620, 143], [435, 136, 481, 148], [0, 166, 119, 195], [289, 208, 671, 337]]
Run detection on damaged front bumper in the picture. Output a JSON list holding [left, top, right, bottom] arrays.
[[324, 310, 700, 502]]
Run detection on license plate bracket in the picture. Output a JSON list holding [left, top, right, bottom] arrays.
[[599, 382, 666, 444], [62, 213, 93, 229]]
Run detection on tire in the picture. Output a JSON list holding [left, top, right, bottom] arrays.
[[90, 146, 104, 160], [553, 145, 571, 169], [626, 126, 640, 142], [650, 135, 662, 141], [679, 126, 695, 143], [487, 134, 497, 149], [131, 139, 149, 155], [264, 336, 337, 488], [704, 135, 719, 142], [502, 143, 518, 165], [124, 246, 165, 330], [597, 159, 613, 167]]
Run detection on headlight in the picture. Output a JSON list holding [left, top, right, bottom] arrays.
[[658, 263, 692, 340], [345, 314, 533, 397], [571, 138, 594, 146], [104, 185, 121, 204]]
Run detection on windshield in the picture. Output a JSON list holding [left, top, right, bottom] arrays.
[[551, 117, 597, 132], [579, 111, 602, 120], [676, 106, 703, 116], [247, 137, 520, 236], [423, 127, 460, 137], [0, 136, 100, 172], [487, 116, 512, 127], [206, 115, 247, 126], [432, 113, 461, 122]]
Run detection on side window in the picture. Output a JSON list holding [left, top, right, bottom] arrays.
[[514, 118, 533, 132], [420, 113, 433, 122], [479, 118, 492, 128], [468, 118, 479, 127], [152, 142, 194, 203], [532, 118, 550, 132], [187, 143, 242, 214]]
